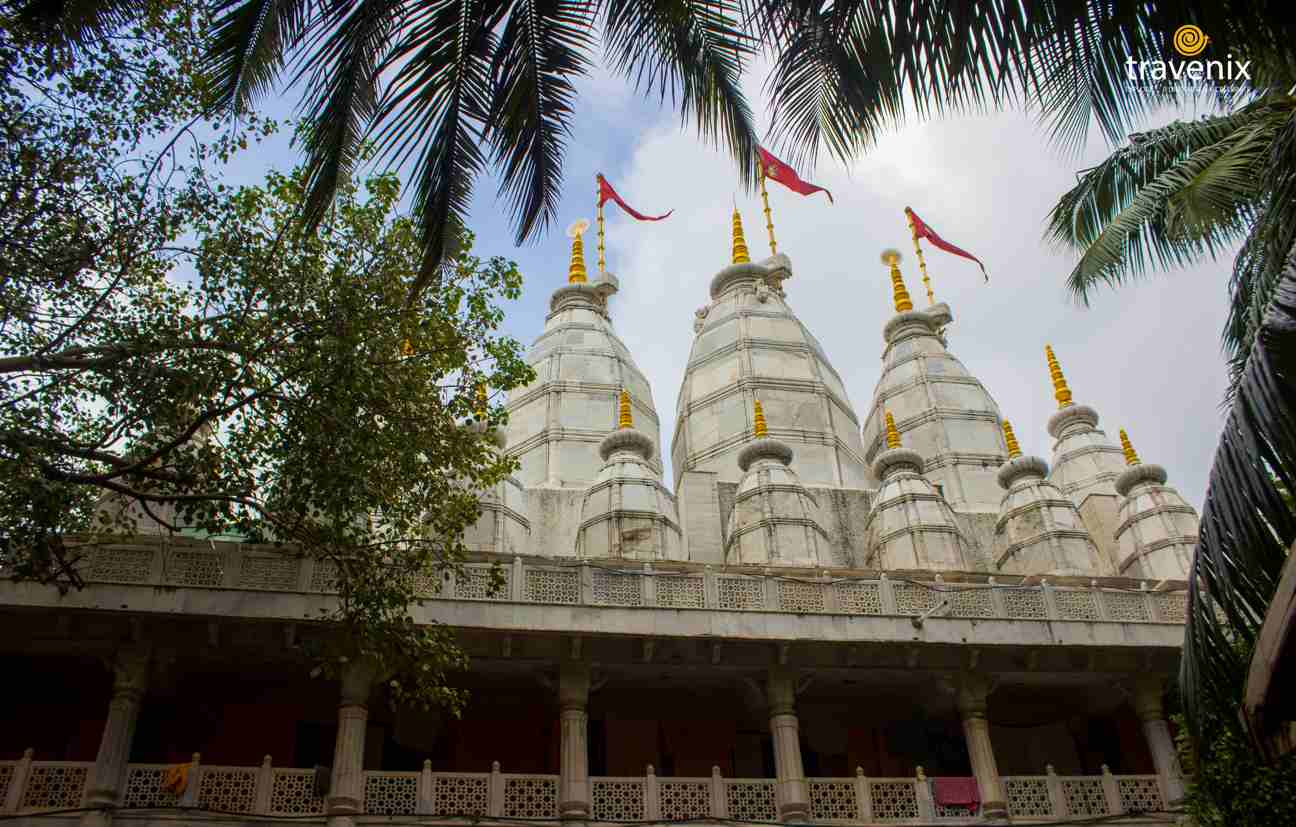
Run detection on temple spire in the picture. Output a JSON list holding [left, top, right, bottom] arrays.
[[1002, 420, 1022, 459], [567, 219, 590, 283], [882, 249, 912, 313], [731, 208, 751, 264], [1044, 345, 1073, 409], [1120, 428, 1141, 466], [753, 398, 768, 437], [618, 390, 633, 429], [475, 381, 488, 420], [884, 411, 901, 450]]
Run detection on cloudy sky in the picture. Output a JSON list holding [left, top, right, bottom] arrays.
[[239, 58, 1232, 508]]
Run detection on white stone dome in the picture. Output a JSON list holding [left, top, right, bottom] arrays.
[[575, 427, 683, 561], [505, 277, 661, 488], [862, 304, 1009, 512], [724, 437, 832, 567], [672, 255, 868, 490], [1046, 405, 1127, 506], [1113, 463, 1198, 579], [993, 455, 1108, 576], [863, 446, 971, 571]]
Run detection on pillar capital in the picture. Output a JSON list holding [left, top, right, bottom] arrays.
[[1130, 676, 1168, 722], [954, 673, 996, 719], [766, 668, 800, 716], [106, 644, 152, 699], [339, 659, 380, 707], [558, 662, 592, 711]]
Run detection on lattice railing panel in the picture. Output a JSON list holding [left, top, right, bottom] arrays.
[[1117, 776, 1164, 814], [21, 764, 88, 810], [430, 774, 488, 816], [893, 583, 939, 615], [502, 776, 558, 817], [83, 548, 154, 584], [1003, 777, 1053, 818], [656, 576, 706, 608], [1102, 591, 1151, 622], [808, 780, 857, 821], [364, 772, 418, 815], [869, 780, 919, 821], [455, 567, 509, 600], [591, 778, 645, 820], [165, 551, 224, 587], [948, 588, 995, 618], [270, 769, 324, 815], [717, 577, 764, 610], [658, 779, 710, 819], [0, 763, 13, 808], [525, 569, 580, 604], [592, 572, 643, 607], [933, 801, 977, 819], [239, 556, 299, 590], [833, 582, 883, 614], [1054, 590, 1101, 621], [1002, 589, 1048, 619], [198, 767, 257, 813], [1152, 592, 1187, 623], [122, 766, 179, 809], [778, 581, 826, 613], [724, 780, 776, 821], [310, 560, 339, 592], [1060, 778, 1108, 816]]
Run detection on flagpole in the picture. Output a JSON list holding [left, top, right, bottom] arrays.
[[596, 179, 606, 276], [759, 163, 777, 255], [906, 210, 934, 305]]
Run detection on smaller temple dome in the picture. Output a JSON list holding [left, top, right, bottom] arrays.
[[1043, 346, 1127, 505], [575, 392, 683, 561], [993, 421, 1107, 576], [724, 400, 832, 567], [1112, 429, 1198, 579], [862, 412, 970, 571], [461, 417, 531, 556]]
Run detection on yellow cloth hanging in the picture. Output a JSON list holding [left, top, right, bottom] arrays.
[[161, 763, 191, 795]]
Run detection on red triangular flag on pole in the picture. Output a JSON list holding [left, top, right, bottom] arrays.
[[904, 207, 989, 282], [596, 174, 672, 221], [757, 146, 833, 203]]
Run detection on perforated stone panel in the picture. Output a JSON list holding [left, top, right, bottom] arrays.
[[239, 556, 299, 590], [1153, 592, 1187, 623], [502, 777, 558, 817], [717, 576, 764, 610], [525, 569, 580, 604], [657, 576, 706, 608], [270, 770, 324, 815], [1103, 591, 1151, 622], [84, 548, 154, 583], [123, 767, 179, 809], [21, 765, 87, 810], [0, 764, 13, 808], [165, 551, 224, 587], [834, 582, 883, 614], [198, 768, 257, 813], [948, 587, 994, 617], [869, 780, 919, 821], [455, 567, 509, 600], [659, 780, 710, 819], [1004, 777, 1053, 818], [593, 572, 644, 606], [1002, 589, 1048, 619], [1061, 778, 1108, 816], [1117, 777, 1163, 814], [431, 775, 488, 816], [934, 801, 977, 818], [725, 781, 776, 821], [1054, 590, 1100, 621], [310, 560, 339, 592], [778, 581, 826, 613], [591, 779, 645, 820], [893, 583, 939, 615], [808, 780, 857, 821], [364, 772, 418, 815]]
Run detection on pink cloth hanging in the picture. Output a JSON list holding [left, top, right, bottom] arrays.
[[932, 777, 981, 808]]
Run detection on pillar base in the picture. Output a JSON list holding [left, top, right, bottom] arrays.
[[981, 799, 1009, 822], [777, 800, 810, 822], [559, 800, 591, 820], [326, 794, 363, 816], [78, 806, 113, 827]]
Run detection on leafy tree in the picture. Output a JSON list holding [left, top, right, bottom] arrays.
[[0, 4, 533, 709]]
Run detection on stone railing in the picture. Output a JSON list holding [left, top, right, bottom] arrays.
[[2, 752, 1173, 823], [60, 540, 1190, 626]]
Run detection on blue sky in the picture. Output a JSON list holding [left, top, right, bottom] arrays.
[[226, 60, 1233, 508]]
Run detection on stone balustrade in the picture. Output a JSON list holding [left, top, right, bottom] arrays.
[[59, 539, 1189, 626], [0, 751, 1173, 824]]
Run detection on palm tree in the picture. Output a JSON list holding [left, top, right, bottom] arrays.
[[12, 0, 1296, 299]]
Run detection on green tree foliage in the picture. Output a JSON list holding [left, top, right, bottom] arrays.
[[1175, 708, 1296, 825], [0, 3, 533, 710]]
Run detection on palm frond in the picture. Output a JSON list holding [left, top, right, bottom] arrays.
[[206, 0, 317, 114], [488, 0, 595, 245], [5, 0, 140, 50]]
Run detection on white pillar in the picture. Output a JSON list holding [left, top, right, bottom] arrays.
[[956, 675, 1008, 821], [1132, 678, 1186, 804], [558, 663, 591, 820], [81, 647, 150, 827], [327, 660, 377, 827], [767, 669, 809, 821]]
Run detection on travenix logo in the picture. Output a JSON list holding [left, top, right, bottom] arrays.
[[1125, 25, 1251, 82]]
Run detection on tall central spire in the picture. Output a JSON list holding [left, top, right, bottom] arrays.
[[882, 249, 912, 313], [567, 219, 589, 283], [731, 208, 751, 264], [1045, 345, 1073, 408]]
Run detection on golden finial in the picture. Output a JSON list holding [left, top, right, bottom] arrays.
[[1002, 420, 1022, 459], [731, 208, 751, 264], [881, 249, 912, 313], [753, 398, 768, 438], [618, 390, 633, 429], [1044, 345, 1073, 409], [566, 219, 590, 283], [1119, 428, 1141, 466], [475, 382, 488, 420], [401, 339, 415, 357], [884, 411, 901, 450]]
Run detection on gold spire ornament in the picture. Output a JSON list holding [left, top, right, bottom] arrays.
[[753, 398, 768, 438], [884, 411, 901, 450], [1044, 345, 1073, 409], [905, 209, 935, 305], [1002, 420, 1022, 459], [758, 163, 777, 255], [1119, 429, 1141, 466], [475, 382, 488, 420], [731, 208, 751, 264], [618, 390, 633, 429], [567, 219, 590, 283], [595, 182, 606, 275], [881, 249, 912, 313]]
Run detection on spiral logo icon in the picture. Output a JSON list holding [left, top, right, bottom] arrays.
[[1173, 25, 1209, 58]]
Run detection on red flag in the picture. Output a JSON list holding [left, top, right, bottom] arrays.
[[757, 146, 833, 203], [905, 207, 989, 282], [596, 174, 672, 221]]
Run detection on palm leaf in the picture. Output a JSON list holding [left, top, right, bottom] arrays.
[[5, 0, 140, 49], [206, 0, 317, 114]]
